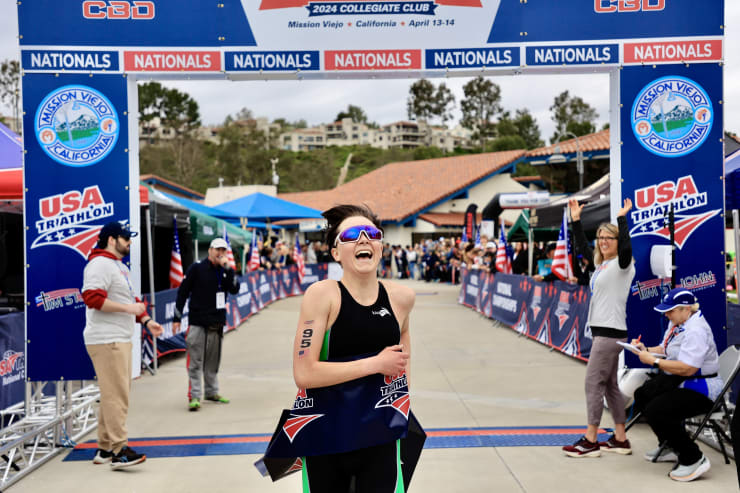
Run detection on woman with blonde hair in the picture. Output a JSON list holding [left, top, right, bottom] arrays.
[[563, 198, 635, 458]]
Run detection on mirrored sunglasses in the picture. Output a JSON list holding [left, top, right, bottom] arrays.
[[335, 225, 383, 245]]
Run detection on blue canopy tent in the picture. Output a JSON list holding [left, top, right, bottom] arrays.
[[216, 192, 323, 223], [0, 121, 23, 213]]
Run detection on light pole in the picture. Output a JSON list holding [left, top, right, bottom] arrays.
[[549, 131, 584, 190], [270, 157, 280, 189]]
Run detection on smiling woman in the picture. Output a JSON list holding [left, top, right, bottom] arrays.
[[286, 203, 418, 492]]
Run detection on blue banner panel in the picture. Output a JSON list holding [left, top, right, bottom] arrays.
[[489, 0, 723, 43], [225, 51, 320, 72], [0, 313, 26, 410], [489, 273, 530, 327], [24, 73, 130, 381], [546, 282, 591, 360], [18, 0, 256, 47], [22, 50, 121, 72], [425, 47, 519, 69], [620, 64, 725, 366], [301, 263, 328, 292], [525, 44, 618, 66]]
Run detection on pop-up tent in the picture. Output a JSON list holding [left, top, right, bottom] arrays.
[[0, 121, 23, 212], [216, 192, 323, 223]]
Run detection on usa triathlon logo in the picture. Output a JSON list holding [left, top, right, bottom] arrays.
[[35, 85, 119, 167], [631, 76, 713, 158], [1, 350, 25, 386], [375, 371, 410, 419]]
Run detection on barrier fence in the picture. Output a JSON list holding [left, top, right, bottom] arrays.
[[141, 263, 329, 365], [458, 269, 593, 362]]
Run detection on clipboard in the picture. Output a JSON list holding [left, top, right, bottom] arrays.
[[616, 341, 665, 358]]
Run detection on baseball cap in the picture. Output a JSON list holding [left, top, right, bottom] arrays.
[[99, 221, 137, 243], [485, 241, 496, 249], [654, 288, 697, 313], [210, 238, 228, 249]]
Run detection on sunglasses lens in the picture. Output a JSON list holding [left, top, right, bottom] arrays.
[[338, 225, 382, 243]]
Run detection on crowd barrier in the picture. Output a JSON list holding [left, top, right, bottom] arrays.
[[141, 263, 329, 365], [0, 312, 25, 411], [458, 269, 593, 362]]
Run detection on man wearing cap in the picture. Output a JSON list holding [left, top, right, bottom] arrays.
[[630, 288, 723, 482], [82, 221, 163, 469], [173, 238, 240, 411]]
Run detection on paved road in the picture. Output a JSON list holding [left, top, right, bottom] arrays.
[[11, 281, 737, 492]]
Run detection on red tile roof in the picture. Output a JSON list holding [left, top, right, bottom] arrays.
[[279, 150, 526, 223], [527, 129, 610, 157], [140, 174, 204, 199]]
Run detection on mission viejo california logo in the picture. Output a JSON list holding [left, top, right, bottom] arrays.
[[631, 76, 713, 158], [35, 85, 120, 167]]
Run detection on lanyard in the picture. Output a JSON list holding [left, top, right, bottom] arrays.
[[589, 258, 610, 292], [663, 324, 682, 350], [116, 261, 136, 302]]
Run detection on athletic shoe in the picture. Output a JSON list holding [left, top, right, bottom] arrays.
[[598, 435, 632, 455], [111, 446, 146, 469], [562, 436, 601, 458], [188, 398, 200, 411], [92, 448, 113, 464], [669, 455, 710, 482], [644, 446, 678, 463], [205, 394, 230, 404]]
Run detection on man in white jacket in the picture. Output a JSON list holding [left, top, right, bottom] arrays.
[[82, 221, 163, 469]]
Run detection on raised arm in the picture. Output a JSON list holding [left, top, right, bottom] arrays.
[[292, 281, 409, 389], [569, 199, 594, 264], [617, 198, 633, 269]]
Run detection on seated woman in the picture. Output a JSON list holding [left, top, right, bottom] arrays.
[[631, 288, 724, 482]]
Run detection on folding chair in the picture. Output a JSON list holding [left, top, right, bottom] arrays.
[[651, 344, 740, 464]]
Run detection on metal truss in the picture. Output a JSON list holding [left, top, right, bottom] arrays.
[[0, 381, 99, 490]]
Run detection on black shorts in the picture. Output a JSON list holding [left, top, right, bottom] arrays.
[[302, 440, 403, 493]]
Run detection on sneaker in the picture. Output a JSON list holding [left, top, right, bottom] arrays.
[[110, 446, 146, 469], [92, 448, 113, 464], [562, 436, 601, 458], [205, 395, 229, 404], [188, 398, 200, 411], [644, 445, 678, 463], [598, 435, 632, 455], [669, 455, 710, 482]]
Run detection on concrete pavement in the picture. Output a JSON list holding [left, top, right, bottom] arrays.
[[10, 280, 737, 492]]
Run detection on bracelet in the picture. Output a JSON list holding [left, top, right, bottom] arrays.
[[143, 318, 152, 328]]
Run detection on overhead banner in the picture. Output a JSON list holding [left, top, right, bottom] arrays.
[[23, 73, 131, 381], [18, 1, 723, 77], [620, 63, 726, 361]]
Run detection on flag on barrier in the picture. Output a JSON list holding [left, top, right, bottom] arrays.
[[169, 217, 184, 288], [495, 218, 512, 274], [551, 208, 573, 281], [293, 235, 305, 283], [248, 231, 261, 271], [223, 227, 237, 270]]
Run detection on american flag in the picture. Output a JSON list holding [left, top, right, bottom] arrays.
[[169, 217, 184, 288], [248, 230, 261, 271], [293, 235, 305, 283], [551, 207, 574, 281], [461, 227, 468, 244], [474, 225, 481, 247], [223, 227, 237, 270], [495, 218, 512, 274]]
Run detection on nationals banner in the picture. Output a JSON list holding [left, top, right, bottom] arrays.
[[23, 73, 131, 381], [620, 64, 726, 364], [18, 2, 723, 78]]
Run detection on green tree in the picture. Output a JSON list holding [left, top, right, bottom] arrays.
[[498, 109, 544, 149], [335, 104, 368, 124], [407, 79, 455, 125], [0, 60, 21, 133], [460, 76, 503, 149], [549, 90, 598, 142], [138, 82, 202, 185]]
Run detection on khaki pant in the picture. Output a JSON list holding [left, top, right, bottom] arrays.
[[86, 342, 132, 454], [585, 336, 627, 426]]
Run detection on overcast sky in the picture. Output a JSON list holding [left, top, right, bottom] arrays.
[[1, 4, 738, 144]]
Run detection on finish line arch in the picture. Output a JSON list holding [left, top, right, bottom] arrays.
[[17, 0, 725, 382]]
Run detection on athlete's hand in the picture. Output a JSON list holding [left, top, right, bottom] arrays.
[[374, 344, 409, 377], [128, 302, 147, 316], [172, 322, 181, 334]]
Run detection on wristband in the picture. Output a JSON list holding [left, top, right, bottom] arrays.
[[144, 318, 152, 328]]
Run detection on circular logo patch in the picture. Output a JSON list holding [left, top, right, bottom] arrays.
[[35, 85, 119, 167], [631, 76, 713, 158]]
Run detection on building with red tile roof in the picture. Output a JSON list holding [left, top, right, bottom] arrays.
[[280, 150, 532, 245]]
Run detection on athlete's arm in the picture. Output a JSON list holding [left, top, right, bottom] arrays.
[[292, 281, 408, 389]]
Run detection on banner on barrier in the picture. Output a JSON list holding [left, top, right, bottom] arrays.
[[0, 313, 26, 410]]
